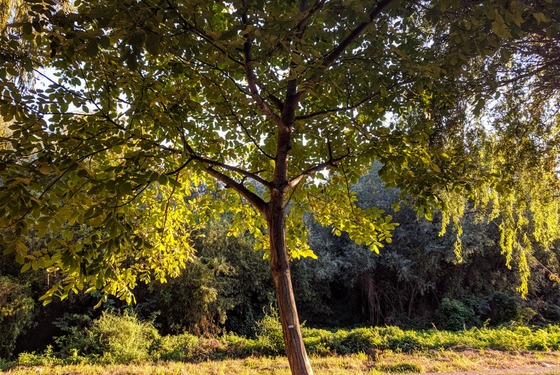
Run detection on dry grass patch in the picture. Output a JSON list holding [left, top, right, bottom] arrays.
[[4, 351, 560, 375]]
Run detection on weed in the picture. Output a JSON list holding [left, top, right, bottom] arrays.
[[377, 362, 423, 373]]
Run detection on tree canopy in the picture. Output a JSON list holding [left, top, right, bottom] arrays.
[[1, 0, 559, 373]]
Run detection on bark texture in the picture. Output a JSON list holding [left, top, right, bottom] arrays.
[[267, 188, 314, 375]]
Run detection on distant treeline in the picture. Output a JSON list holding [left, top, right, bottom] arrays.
[[2, 167, 560, 359]]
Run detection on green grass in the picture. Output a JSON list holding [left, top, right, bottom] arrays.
[[4, 321, 560, 373]]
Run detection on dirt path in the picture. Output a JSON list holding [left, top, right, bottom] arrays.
[[419, 365, 560, 375]]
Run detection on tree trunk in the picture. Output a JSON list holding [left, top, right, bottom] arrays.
[[267, 190, 314, 375]]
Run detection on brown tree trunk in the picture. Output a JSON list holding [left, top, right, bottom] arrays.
[[267, 189, 314, 375]]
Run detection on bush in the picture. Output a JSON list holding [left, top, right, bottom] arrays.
[[55, 311, 160, 364], [377, 362, 423, 373], [543, 305, 560, 322], [386, 332, 422, 353], [0, 276, 35, 359], [152, 333, 199, 361], [302, 327, 335, 355], [485, 292, 521, 325], [254, 309, 285, 355], [435, 298, 481, 331], [16, 345, 59, 367], [335, 327, 380, 354], [0, 357, 13, 371], [53, 313, 94, 356]]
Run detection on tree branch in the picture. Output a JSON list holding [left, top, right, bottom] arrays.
[[497, 57, 560, 86], [266, 0, 327, 64], [204, 167, 268, 215], [296, 80, 408, 121], [242, 13, 283, 127], [165, 0, 244, 67], [299, 0, 396, 95], [297, 91, 382, 121], [288, 149, 350, 189], [191, 154, 272, 189]]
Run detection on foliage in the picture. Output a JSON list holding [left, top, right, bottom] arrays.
[[0, 276, 34, 359], [138, 219, 274, 336], [435, 298, 481, 331], [0, 357, 12, 371], [15, 345, 59, 367], [1, 1, 559, 372], [291, 166, 544, 329], [254, 308, 286, 355], [54, 311, 160, 364], [376, 362, 423, 374], [8, 323, 560, 366], [300, 325, 560, 355], [0, 0, 557, 305], [485, 292, 522, 325], [152, 333, 199, 362]]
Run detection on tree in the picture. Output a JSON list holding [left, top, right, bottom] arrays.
[[1, 1, 559, 374]]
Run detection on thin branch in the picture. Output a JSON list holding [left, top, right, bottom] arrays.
[[161, 182, 178, 230], [297, 91, 382, 121], [32, 69, 88, 102], [288, 149, 350, 189], [115, 183, 150, 208], [209, 82, 275, 160], [165, 158, 192, 176], [98, 113, 181, 154], [340, 163, 356, 217], [497, 58, 560, 86], [290, 0, 327, 37], [296, 80, 409, 121], [265, 0, 327, 63], [300, 0, 396, 95], [165, 0, 244, 67], [242, 13, 283, 127], [185, 55, 251, 97]]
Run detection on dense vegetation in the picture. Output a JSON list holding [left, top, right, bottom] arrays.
[[5, 309, 560, 369], [1, 1, 559, 373], [2, 168, 560, 364]]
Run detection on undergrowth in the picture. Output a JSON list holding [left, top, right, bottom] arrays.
[[4, 311, 560, 369]]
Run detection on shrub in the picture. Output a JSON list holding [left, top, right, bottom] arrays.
[[387, 332, 422, 353], [485, 292, 521, 325], [254, 309, 285, 355], [302, 327, 335, 355], [220, 332, 259, 358], [335, 327, 380, 354], [0, 357, 13, 371], [377, 362, 423, 373], [55, 311, 160, 364], [16, 345, 60, 367], [152, 333, 199, 361], [543, 305, 560, 322], [53, 313, 94, 356], [435, 298, 480, 331], [0, 276, 35, 359]]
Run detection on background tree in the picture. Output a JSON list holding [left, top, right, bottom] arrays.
[[1, 1, 559, 374]]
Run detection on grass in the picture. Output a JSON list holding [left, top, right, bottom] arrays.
[[3, 350, 560, 375], [5, 316, 560, 374]]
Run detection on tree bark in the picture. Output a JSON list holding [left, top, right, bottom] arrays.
[[267, 188, 314, 375]]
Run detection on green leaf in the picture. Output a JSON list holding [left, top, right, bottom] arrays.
[[532, 13, 549, 24], [145, 33, 160, 55], [86, 39, 99, 57], [491, 13, 512, 38]]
